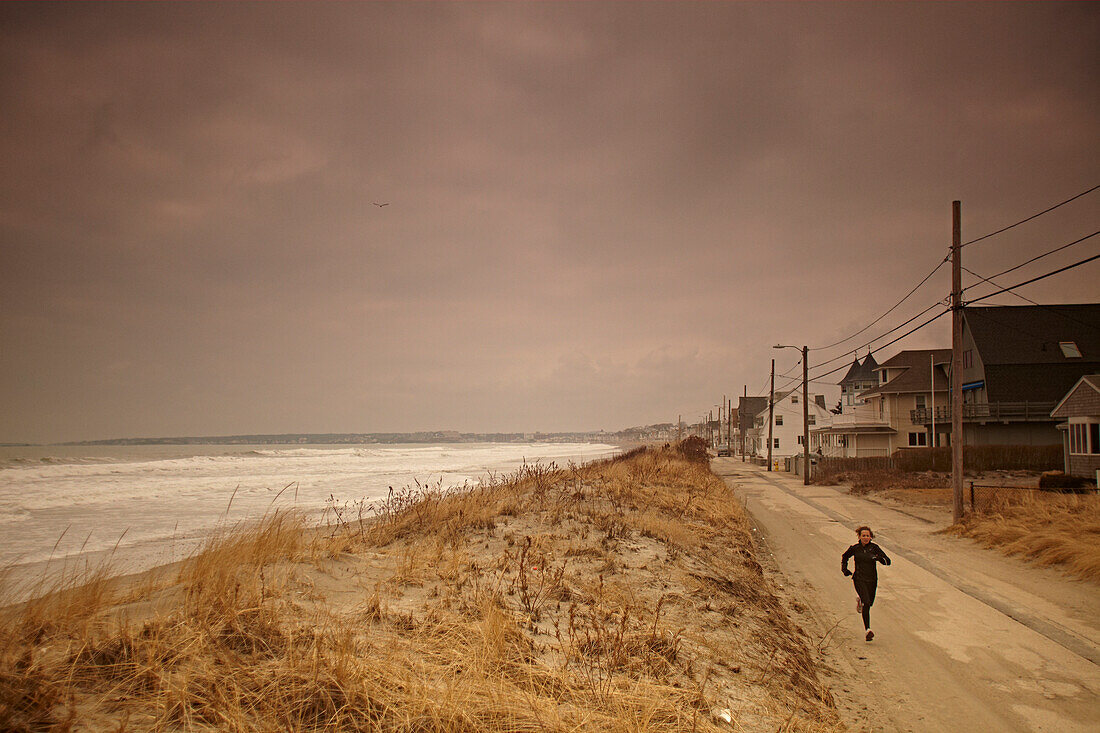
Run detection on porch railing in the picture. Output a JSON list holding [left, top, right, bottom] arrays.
[[910, 401, 1056, 424]]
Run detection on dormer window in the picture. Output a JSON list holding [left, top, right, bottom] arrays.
[[1060, 341, 1082, 358]]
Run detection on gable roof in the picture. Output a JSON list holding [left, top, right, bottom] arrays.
[[1050, 374, 1100, 418], [859, 348, 952, 398], [965, 304, 1100, 366]]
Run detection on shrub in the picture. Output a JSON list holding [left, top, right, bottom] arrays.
[[673, 436, 709, 464], [1038, 471, 1092, 490]]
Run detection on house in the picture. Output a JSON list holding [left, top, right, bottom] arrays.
[[909, 304, 1100, 446], [736, 395, 768, 457], [1050, 374, 1100, 480], [752, 391, 831, 460], [839, 352, 879, 411], [812, 350, 950, 457]]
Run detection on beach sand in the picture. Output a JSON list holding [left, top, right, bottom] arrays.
[[2, 441, 841, 732]]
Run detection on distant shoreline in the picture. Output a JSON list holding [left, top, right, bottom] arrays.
[[52, 432, 660, 447]]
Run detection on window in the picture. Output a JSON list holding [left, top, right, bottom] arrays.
[[879, 399, 884, 419], [792, 394, 798, 404], [963, 350, 973, 369], [775, 415, 783, 426], [774, 438, 780, 448], [1070, 424, 1084, 453], [908, 432, 927, 447], [808, 414, 816, 425], [915, 395, 926, 410], [1069, 422, 1098, 454], [1060, 341, 1082, 358], [797, 435, 803, 445]]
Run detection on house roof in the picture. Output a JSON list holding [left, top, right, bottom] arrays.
[[1050, 374, 1100, 418], [965, 305, 1100, 402], [838, 353, 879, 386], [859, 348, 952, 398], [965, 304, 1100, 366]]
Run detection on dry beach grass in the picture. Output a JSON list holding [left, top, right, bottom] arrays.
[[1, 441, 842, 732], [946, 491, 1100, 583]]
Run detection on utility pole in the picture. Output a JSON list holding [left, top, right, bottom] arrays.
[[930, 353, 936, 450], [677, 415, 682, 442], [727, 398, 733, 449], [741, 385, 747, 461], [767, 359, 775, 471], [951, 200, 964, 523], [802, 345, 810, 486]]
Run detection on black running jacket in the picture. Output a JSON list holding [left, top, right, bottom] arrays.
[[842, 541, 891, 581]]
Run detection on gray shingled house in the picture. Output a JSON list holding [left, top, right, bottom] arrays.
[[1050, 374, 1100, 480], [909, 304, 1100, 446]]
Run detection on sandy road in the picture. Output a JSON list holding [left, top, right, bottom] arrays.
[[713, 458, 1100, 733]]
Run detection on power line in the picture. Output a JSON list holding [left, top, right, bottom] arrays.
[[961, 230, 1099, 292], [808, 308, 951, 383], [809, 259, 947, 352], [965, 253, 1100, 306], [808, 301, 946, 373], [962, 266, 1041, 306], [962, 265, 1100, 333], [960, 184, 1100, 248]]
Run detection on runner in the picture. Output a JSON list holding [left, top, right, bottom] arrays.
[[841, 525, 891, 641]]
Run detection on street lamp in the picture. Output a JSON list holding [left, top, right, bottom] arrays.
[[774, 344, 810, 486]]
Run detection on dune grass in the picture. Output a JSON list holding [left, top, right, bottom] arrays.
[[945, 491, 1100, 582], [1, 441, 841, 732]]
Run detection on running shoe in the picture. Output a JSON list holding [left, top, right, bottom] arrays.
[[865, 629, 874, 642]]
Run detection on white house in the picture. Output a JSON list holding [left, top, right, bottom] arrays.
[[753, 391, 832, 461]]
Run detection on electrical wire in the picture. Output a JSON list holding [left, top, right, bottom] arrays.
[[960, 184, 1100, 248], [960, 230, 1099, 293], [964, 253, 1100, 306], [807, 307, 951, 383], [962, 266, 1100, 333], [962, 267, 1041, 306], [807, 301, 946, 373], [809, 258, 947, 352]]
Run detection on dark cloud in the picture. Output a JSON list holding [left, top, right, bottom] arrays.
[[1, 2, 1097, 442]]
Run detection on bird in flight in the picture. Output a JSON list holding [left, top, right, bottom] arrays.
[[372, 202, 390, 207]]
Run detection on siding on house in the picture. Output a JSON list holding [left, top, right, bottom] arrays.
[[1051, 375, 1100, 479]]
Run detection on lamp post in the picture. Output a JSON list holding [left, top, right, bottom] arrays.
[[774, 344, 810, 485]]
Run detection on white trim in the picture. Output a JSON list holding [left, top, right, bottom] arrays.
[[1050, 374, 1100, 418]]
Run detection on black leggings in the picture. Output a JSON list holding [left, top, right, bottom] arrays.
[[854, 578, 877, 629]]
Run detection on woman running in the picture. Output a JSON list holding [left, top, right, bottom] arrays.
[[841, 525, 891, 641]]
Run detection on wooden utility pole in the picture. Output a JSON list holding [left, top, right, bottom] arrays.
[[677, 415, 682, 442], [930, 353, 936, 449], [767, 359, 775, 471], [802, 345, 810, 486], [951, 200, 964, 523], [741, 385, 747, 461], [727, 398, 733, 449]]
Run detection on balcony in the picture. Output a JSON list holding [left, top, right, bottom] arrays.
[[911, 401, 1057, 424]]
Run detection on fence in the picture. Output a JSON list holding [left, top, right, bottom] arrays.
[[817, 445, 1062, 475]]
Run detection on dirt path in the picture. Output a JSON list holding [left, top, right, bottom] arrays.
[[713, 458, 1100, 733]]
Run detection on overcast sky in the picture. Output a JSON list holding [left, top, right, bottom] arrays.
[[1, 2, 1097, 443]]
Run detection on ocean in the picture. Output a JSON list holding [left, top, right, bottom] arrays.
[[0, 442, 619, 578]]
